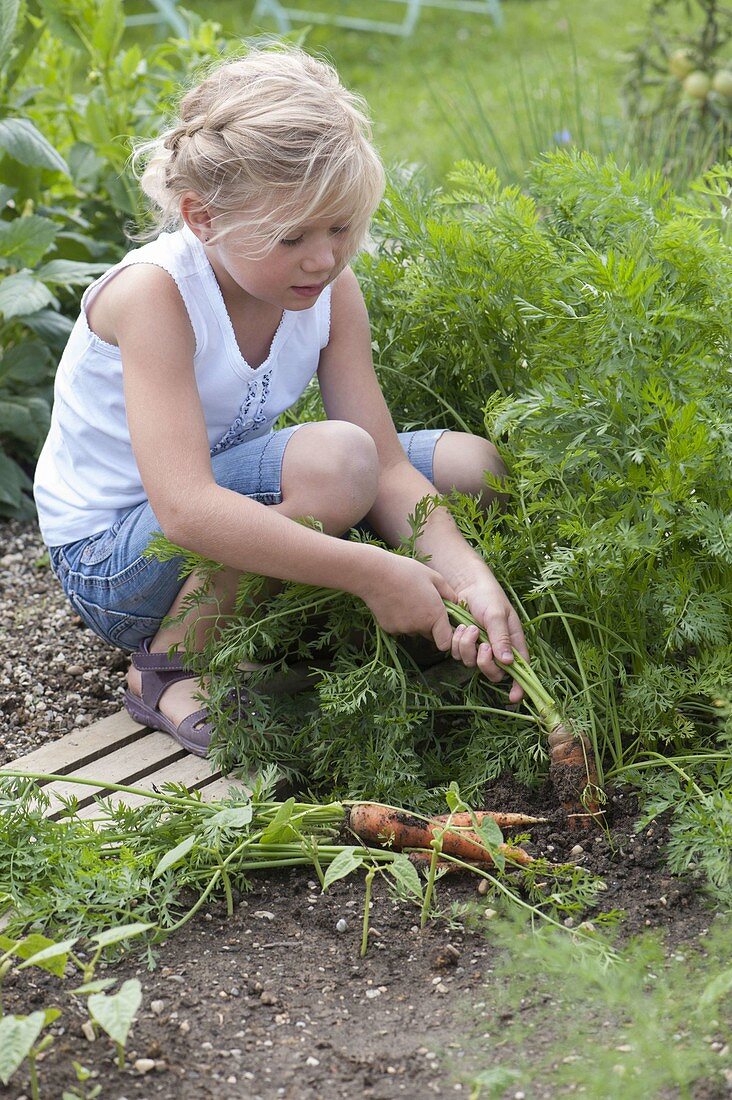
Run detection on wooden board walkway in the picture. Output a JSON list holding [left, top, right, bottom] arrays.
[[2, 710, 250, 820]]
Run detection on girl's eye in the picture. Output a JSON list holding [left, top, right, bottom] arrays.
[[330, 225, 349, 236], [280, 235, 303, 247]]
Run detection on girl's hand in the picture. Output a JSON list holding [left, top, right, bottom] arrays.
[[451, 573, 529, 703], [359, 552, 457, 651]]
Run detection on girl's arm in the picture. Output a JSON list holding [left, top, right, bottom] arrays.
[[107, 263, 455, 650], [318, 268, 528, 696]]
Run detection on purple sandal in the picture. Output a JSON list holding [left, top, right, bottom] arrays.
[[123, 638, 247, 757]]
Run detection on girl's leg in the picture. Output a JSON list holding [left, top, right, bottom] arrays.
[[431, 431, 509, 510], [127, 421, 379, 727]]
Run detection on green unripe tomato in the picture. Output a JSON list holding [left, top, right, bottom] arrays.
[[712, 69, 732, 99], [683, 71, 711, 99], [669, 49, 695, 79]]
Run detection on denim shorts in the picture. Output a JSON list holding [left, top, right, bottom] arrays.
[[49, 425, 449, 652]]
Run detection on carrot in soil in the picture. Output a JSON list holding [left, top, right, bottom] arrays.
[[443, 600, 604, 826], [346, 803, 533, 867]]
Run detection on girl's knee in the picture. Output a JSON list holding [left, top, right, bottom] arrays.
[[282, 420, 380, 520], [433, 431, 508, 503]]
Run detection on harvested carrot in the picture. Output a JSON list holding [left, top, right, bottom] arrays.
[[346, 803, 533, 867], [433, 810, 546, 828], [443, 600, 604, 825]]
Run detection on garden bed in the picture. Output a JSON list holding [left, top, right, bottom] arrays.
[[0, 779, 724, 1099], [1, 518, 728, 1098]]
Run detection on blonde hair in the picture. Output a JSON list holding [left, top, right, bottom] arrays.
[[131, 45, 385, 262]]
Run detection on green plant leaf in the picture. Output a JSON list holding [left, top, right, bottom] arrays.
[[0, 270, 55, 318], [0, 118, 68, 173], [0, 1012, 47, 1084], [0, 396, 48, 444], [0, 214, 58, 266], [91, 0, 124, 60], [386, 853, 424, 900], [0, 448, 31, 511], [152, 834, 196, 880], [206, 804, 254, 830], [0, 340, 52, 384], [70, 978, 116, 995], [260, 797, 298, 844], [0, 0, 19, 71], [87, 979, 142, 1048], [445, 781, 467, 813], [0, 932, 70, 976], [322, 846, 364, 891], [17, 936, 78, 971], [473, 816, 504, 850], [89, 922, 153, 949], [34, 258, 108, 285], [22, 305, 73, 342]]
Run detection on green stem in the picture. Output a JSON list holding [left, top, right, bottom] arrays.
[[421, 704, 538, 723], [420, 833, 443, 929], [443, 601, 564, 729], [361, 868, 375, 958], [28, 1055, 39, 1100], [308, 839, 326, 889], [221, 866, 234, 917], [0, 770, 202, 810]]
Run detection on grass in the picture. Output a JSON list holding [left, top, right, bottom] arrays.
[[128, 0, 661, 181]]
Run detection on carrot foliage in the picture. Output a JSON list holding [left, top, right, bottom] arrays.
[[150, 150, 732, 901]]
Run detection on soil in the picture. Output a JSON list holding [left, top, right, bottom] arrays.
[[1, 782, 725, 1100], [1, 519, 728, 1098]]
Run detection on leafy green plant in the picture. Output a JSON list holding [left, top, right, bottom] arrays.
[[462, 915, 732, 1098], [0, 0, 110, 516], [0, 922, 149, 1097], [0, 771, 610, 957]]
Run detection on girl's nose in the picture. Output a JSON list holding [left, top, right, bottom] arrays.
[[301, 238, 335, 274]]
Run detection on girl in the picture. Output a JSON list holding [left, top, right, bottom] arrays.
[[34, 46, 528, 756]]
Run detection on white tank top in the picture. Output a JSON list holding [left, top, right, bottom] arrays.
[[34, 227, 331, 546]]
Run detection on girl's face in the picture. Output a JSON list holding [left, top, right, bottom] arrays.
[[202, 216, 353, 312]]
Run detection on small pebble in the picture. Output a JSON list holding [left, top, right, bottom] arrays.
[[150, 999, 165, 1015], [570, 844, 584, 857], [477, 879, 489, 896], [81, 1021, 96, 1042], [134, 1059, 156, 1074], [305, 1056, 320, 1067], [336, 918, 347, 933]]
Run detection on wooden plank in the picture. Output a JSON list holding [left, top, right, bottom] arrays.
[[44, 733, 187, 816], [196, 775, 253, 802], [76, 771, 252, 819], [73, 753, 221, 818], [4, 711, 148, 780]]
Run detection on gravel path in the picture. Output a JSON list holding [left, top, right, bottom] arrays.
[[0, 519, 129, 765]]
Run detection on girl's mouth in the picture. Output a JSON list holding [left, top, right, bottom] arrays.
[[291, 283, 325, 297]]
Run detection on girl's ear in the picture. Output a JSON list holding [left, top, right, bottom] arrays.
[[180, 192, 213, 243]]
